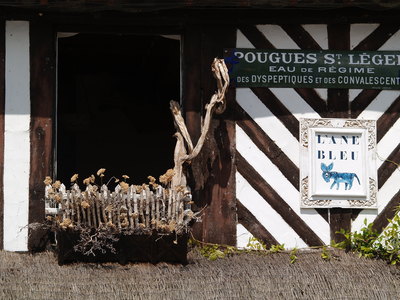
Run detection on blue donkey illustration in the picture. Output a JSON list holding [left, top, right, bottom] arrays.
[[321, 162, 360, 190]]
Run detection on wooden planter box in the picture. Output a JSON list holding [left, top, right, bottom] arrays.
[[56, 229, 188, 265]]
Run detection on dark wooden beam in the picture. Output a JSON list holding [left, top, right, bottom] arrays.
[[250, 87, 299, 141], [326, 23, 354, 242], [28, 21, 56, 251], [327, 88, 349, 118], [238, 25, 275, 49], [234, 102, 329, 223], [0, 21, 5, 250], [281, 24, 322, 50], [182, 25, 203, 242], [378, 143, 400, 190], [186, 26, 237, 246], [330, 208, 352, 243], [237, 199, 279, 248], [372, 189, 400, 234], [353, 24, 400, 51], [201, 26, 237, 246], [236, 151, 324, 246], [56, 24, 182, 35], [294, 88, 327, 118], [235, 102, 330, 223], [1, 7, 400, 28], [377, 95, 400, 143], [182, 26, 202, 145], [327, 24, 350, 118], [350, 89, 381, 119], [348, 83, 400, 223], [234, 102, 299, 190], [2, 0, 400, 11]]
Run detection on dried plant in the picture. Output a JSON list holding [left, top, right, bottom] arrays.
[[73, 227, 119, 256], [70, 174, 79, 183], [43, 176, 52, 185], [43, 170, 197, 256], [169, 59, 229, 189], [40, 59, 226, 257], [96, 168, 106, 176]]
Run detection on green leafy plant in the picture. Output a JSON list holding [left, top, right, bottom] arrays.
[[269, 244, 285, 253], [321, 246, 331, 261], [190, 237, 239, 261], [199, 245, 226, 261], [289, 247, 298, 264], [333, 214, 400, 265], [376, 213, 400, 264], [246, 237, 267, 251]]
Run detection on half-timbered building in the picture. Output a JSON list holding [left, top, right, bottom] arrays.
[[0, 0, 399, 251]]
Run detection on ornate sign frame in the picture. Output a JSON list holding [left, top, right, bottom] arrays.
[[300, 118, 377, 209]]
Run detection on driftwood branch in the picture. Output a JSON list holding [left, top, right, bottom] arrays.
[[170, 58, 229, 188]]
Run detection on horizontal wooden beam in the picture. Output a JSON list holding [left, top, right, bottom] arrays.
[[236, 151, 324, 246], [1, 7, 400, 29]]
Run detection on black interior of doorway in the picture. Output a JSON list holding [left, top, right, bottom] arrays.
[[57, 33, 180, 184]]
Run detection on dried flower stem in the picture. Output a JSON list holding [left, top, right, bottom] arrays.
[[132, 192, 138, 228], [116, 193, 121, 229], [127, 187, 134, 229], [145, 187, 150, 228]]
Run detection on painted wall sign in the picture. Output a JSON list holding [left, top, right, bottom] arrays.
[[224, 48, 400, 90], [300, 118, 377, 209]]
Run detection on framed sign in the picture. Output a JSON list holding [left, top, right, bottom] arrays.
[[224, 48, 400, 90], [300, 118, 377, 209]]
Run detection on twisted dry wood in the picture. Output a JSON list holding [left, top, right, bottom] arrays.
[[170, 58, 229, 188]]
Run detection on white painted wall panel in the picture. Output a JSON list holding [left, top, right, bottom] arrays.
[[379, 28, 400, 50], [235, 22, 400, 246], [4, 21, 30, 251], [302, 24, 328, 49], [236, 224, 253, 248], [269, 88, 321, 119], [237, 29, 255, 48], [349, 89, 362, 102], [377, 118, 400, 168], [237, 126, 330, 245], [350, 24, 379, 49], [353, 169, 400, 231], [236, 88, 300, 167], [236, 172, 307, 248], [357, 90, 399, 120], [256, 25, 299, 49]]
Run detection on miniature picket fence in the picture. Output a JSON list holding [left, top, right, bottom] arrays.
[[45, 183, 193, 234]]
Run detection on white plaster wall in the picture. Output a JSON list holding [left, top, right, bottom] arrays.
[[3, 21, 30, 251], [351, 25, 400, 232], [236, 125, 330, 247], [236, 23, 400, 246]]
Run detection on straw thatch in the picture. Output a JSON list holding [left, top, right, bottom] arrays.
[[1, 248, 399, 299]]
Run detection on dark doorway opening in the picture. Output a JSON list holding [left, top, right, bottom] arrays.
[[57, 33, 180, 184]]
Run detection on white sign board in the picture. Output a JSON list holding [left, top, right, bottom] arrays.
[[300, 118, 377, 209]]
